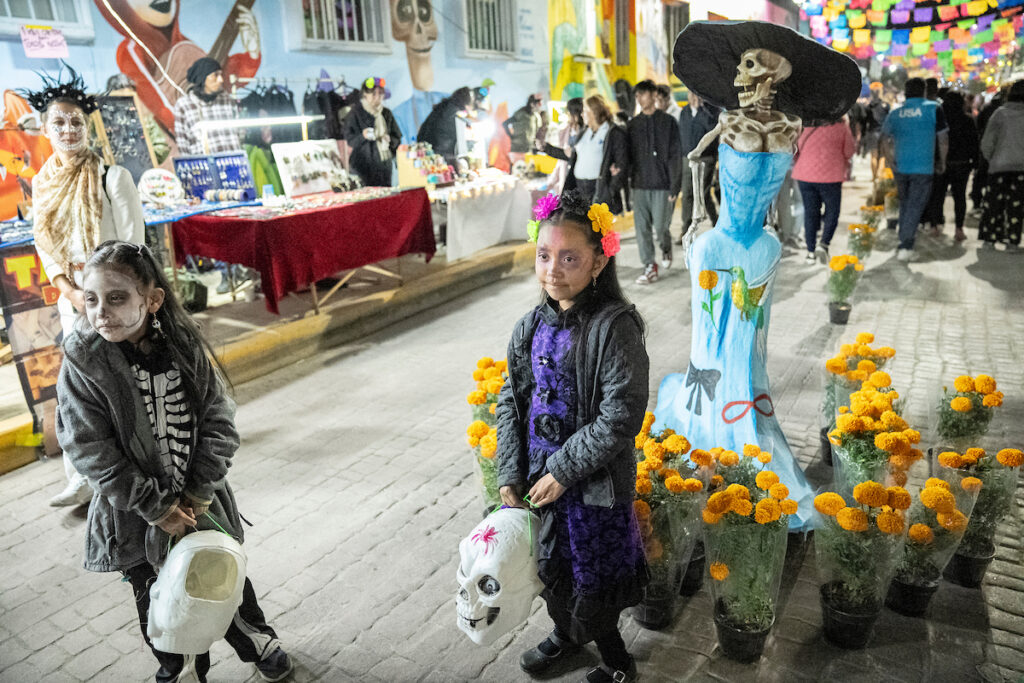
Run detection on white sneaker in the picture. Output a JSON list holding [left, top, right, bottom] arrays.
[[660, 250, 672, 270], [635, 263, 659, 285], [896, 248, 913, 262], [803, 252, 817, 264], [49, 479, 93, 507]]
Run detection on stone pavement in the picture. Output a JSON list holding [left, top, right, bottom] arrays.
[[1, 158, 1022, 683]]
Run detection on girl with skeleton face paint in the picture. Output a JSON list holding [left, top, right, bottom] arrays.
[[21, 65, 147, 507]]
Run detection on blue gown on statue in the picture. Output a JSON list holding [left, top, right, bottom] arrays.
[[652, 143, 815, 530]]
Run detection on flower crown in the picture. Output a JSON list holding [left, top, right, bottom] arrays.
[[21, 63, 97, 115], [526, 193, 621, 258]]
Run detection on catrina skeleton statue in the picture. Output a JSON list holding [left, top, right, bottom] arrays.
[[653, 21, 862, 531]]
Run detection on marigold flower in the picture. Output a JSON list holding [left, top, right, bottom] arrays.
[[891, 470, 908, 487], [769, 483, 790, 501], [663, 434, 691, 455], [664, 476, 687, 494], [711, 474, 724, 488], [837, 506, 869, 532], [633, 500, 651, 518], [709, 562, 729, 581], [489, 403, 497, 415], [742, 444, 760, 458], [731, 498, 754, 516], [886, 486, 911, 510], [485, 379, 505, 395], [974, 374, 997, 395], [814, 492, 845, 516], [853, 481, 889, 508], [838, 406, 850, 414], [909, 523, 934, 544], [857, 359, 877, 374], [780, 499, 799, 515], [953, 375, 975, 393], [755, 470, 780, 490], [757, 451, 773, 464], [960, 476, 983, 493], [659, 468, 681, 480], [643, 440, 666, 462], [839, 343, 855, 356], [825, 358, 847, 374], [868, 371, 891, 388], [756, 498, 782, 524], [950, 396, 973, 413], [920, 487, 956, 514], [467, 420, 490, 439], [719, 450, 739, 467], [707, 491, 734, 515], [494, 359, 507, 373], [642, 412, 655, 432], [467, 389, 488, 405], [997, 448, 1023, 468], [472, 368, 485, 381], [856, 343, 872, 356], [477, 357, 494, 369], [698, 270, 719, 290], [690, 449, 713, 468], [879, 411, 907, 431], [983, 393, 1003, 408], [964, 447, 985, 461], [703, 508, 723, 524], [925, 477, 950, 491], [937, 451, 963, 468], [937, 509, 968, 533], [682, 478, 703, 493], [634, 433, 647, 450], [836, 414, 864, 433], [468, 436, 480, 447], [855, 332, 875, 344], [636, 477, 653, 495], [479, 433, 497, 458], [876, 346, 896, 358], [724, 484, 749, 501], [876, 509, 905, 535]]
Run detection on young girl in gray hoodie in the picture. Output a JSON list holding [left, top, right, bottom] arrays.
[[56, 241, 292, 683]]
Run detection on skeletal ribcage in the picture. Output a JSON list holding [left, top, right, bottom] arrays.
[[131, 364, 193, 492]]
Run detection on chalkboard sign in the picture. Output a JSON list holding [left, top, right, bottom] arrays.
[[91, 95, 157, 184]]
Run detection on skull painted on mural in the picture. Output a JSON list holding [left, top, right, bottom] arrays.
[[456, 507, 543, 645], [734, 49, 792, 108], [390, 0, 438, 91]]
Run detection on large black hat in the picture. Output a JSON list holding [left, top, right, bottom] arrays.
[[673, 20, 861, 123]]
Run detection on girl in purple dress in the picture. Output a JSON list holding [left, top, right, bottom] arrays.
[[495, 191, 649, 683]]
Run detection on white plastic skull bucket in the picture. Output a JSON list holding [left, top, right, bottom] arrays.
[[456, 507, 543, 645], [148, 530, 247, 654]]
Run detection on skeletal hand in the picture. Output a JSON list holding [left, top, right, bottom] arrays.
[[236, 7, 261, 59]]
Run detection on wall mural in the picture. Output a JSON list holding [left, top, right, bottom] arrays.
[[0, 92, 52, 220], [390, 0, 446, 143]]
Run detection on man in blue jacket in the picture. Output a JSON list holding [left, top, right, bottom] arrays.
[[881, 78, 948, 261]]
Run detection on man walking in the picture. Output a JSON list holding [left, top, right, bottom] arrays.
[[880, 78, 948, 261], [626, 80, 681, 284], [677, 93, 720, 243]]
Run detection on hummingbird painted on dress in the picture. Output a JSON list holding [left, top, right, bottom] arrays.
[[716, 267, 766, 328]]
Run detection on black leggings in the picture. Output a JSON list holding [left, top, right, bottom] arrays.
[[124, 563, 279, 683], [544, 592, 631, 671], [938, 165, 972, 229]]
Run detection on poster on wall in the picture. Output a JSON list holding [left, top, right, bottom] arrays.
[[1, 91, 53, 221], [0, 243, 63, 416]]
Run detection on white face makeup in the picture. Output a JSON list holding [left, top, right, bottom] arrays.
[[45, 101, 88, 154], [82, 267, 159, 344]]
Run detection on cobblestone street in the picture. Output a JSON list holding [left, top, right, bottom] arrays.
[[1, 162, 1022, 683]]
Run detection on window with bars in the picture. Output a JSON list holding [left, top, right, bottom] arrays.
[[664, 3, 690, 51], [0, 0, 94, 41], [464, 0, 516, 58], [614, 0, 630, 67], [301, 0, 387, 49]]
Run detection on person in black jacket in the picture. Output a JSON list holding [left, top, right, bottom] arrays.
[[677, 93, 720, 240], [935, 90, 979, 242], [625, 80, 681, 284], [416, 87, 473, 167], [342, 77, 402, 186]]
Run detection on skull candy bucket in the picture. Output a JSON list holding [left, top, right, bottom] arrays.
[[456, 507, 543, 645], [148, 530, 247, 654]]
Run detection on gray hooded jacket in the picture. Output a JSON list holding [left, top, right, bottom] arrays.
[[495, 299, 649, 507], [56, 329, 243, 572]]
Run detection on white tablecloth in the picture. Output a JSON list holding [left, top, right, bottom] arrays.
[[434, 178, 532, 261]]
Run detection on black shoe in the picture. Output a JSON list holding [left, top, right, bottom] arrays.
[[520, 635, 580, 675], [256, 647, 293, 682], [582, 658, 637, 683]]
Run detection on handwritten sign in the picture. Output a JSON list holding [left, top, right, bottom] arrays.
[[20, 25, 69, 59]]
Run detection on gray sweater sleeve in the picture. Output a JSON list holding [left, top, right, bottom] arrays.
[[184, 359, 239, 505], [546, 314, 649, 488], [56, 362, 177, 525]]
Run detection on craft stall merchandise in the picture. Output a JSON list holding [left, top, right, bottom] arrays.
[[272, 140, 359, 196], [397, 143, 457, 187], [174, 152, 257, 202], [429, 173, 532, 262]]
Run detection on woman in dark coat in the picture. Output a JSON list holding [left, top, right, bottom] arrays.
[[416, 87, 473, 167], [342, 77, 402, 186], [937, 90, 979, 242]]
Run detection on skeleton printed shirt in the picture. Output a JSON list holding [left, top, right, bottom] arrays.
[[120, 342, 194, 493]]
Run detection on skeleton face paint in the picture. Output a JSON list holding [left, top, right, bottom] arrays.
[[45, 101, 88, 154], [456, 508, 544, 646], [82, 267, 157, 344]]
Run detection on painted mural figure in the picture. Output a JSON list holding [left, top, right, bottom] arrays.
[[652, 21, 862, 530], [94, 0, 262, 139]]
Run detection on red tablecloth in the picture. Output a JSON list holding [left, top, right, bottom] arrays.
[[173, 188, 435, 313]]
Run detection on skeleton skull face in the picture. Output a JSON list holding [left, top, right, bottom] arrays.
[[390, 0, 438, 91], [734, 49, 792, 108], [456, 508, 543, 646]]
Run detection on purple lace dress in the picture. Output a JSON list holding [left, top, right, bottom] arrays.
[[528, 316, 647, 639]]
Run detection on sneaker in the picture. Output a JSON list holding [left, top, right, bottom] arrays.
[[896, 248, 914, 262], [815, 244, 829, 264], [803, 252, 817, 264], [635, 263, 658, 285], [660, 250, 673, 270], [256, 647, 293, 682], [582, 658, 638, 683], [520, 634, 580, 675], [49, 478, 93, 507]]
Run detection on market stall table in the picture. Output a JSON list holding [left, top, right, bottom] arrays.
[[429, 175, 532, 261], [172, 188, 436, 314]]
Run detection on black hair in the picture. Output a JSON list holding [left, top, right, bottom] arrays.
[[905, 78, 926, 99], [84, 241, 231, 411], [1009, 80, 1024, 104], [941, 90, 968, 123], [634, 80, 658, 96], [925, 77, 939, 99], [536, 190, 642, 336], [449, 86, 473, 110], [655, 84, 672, 98], [566, 97, 584, 129]]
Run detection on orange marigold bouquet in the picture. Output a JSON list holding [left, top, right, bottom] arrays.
[[937, 374, 1002, 444], [827, 254, 864, 305], [936, 447, 1022, 560], [814, 482, 908, 625], [821, 332, 896, 431], [700, 444, 796, 647], [847, 223, 877, 260], [859, 205, 885, 230], [632, 413, 707, 628], [465, 356, 508, 509]]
